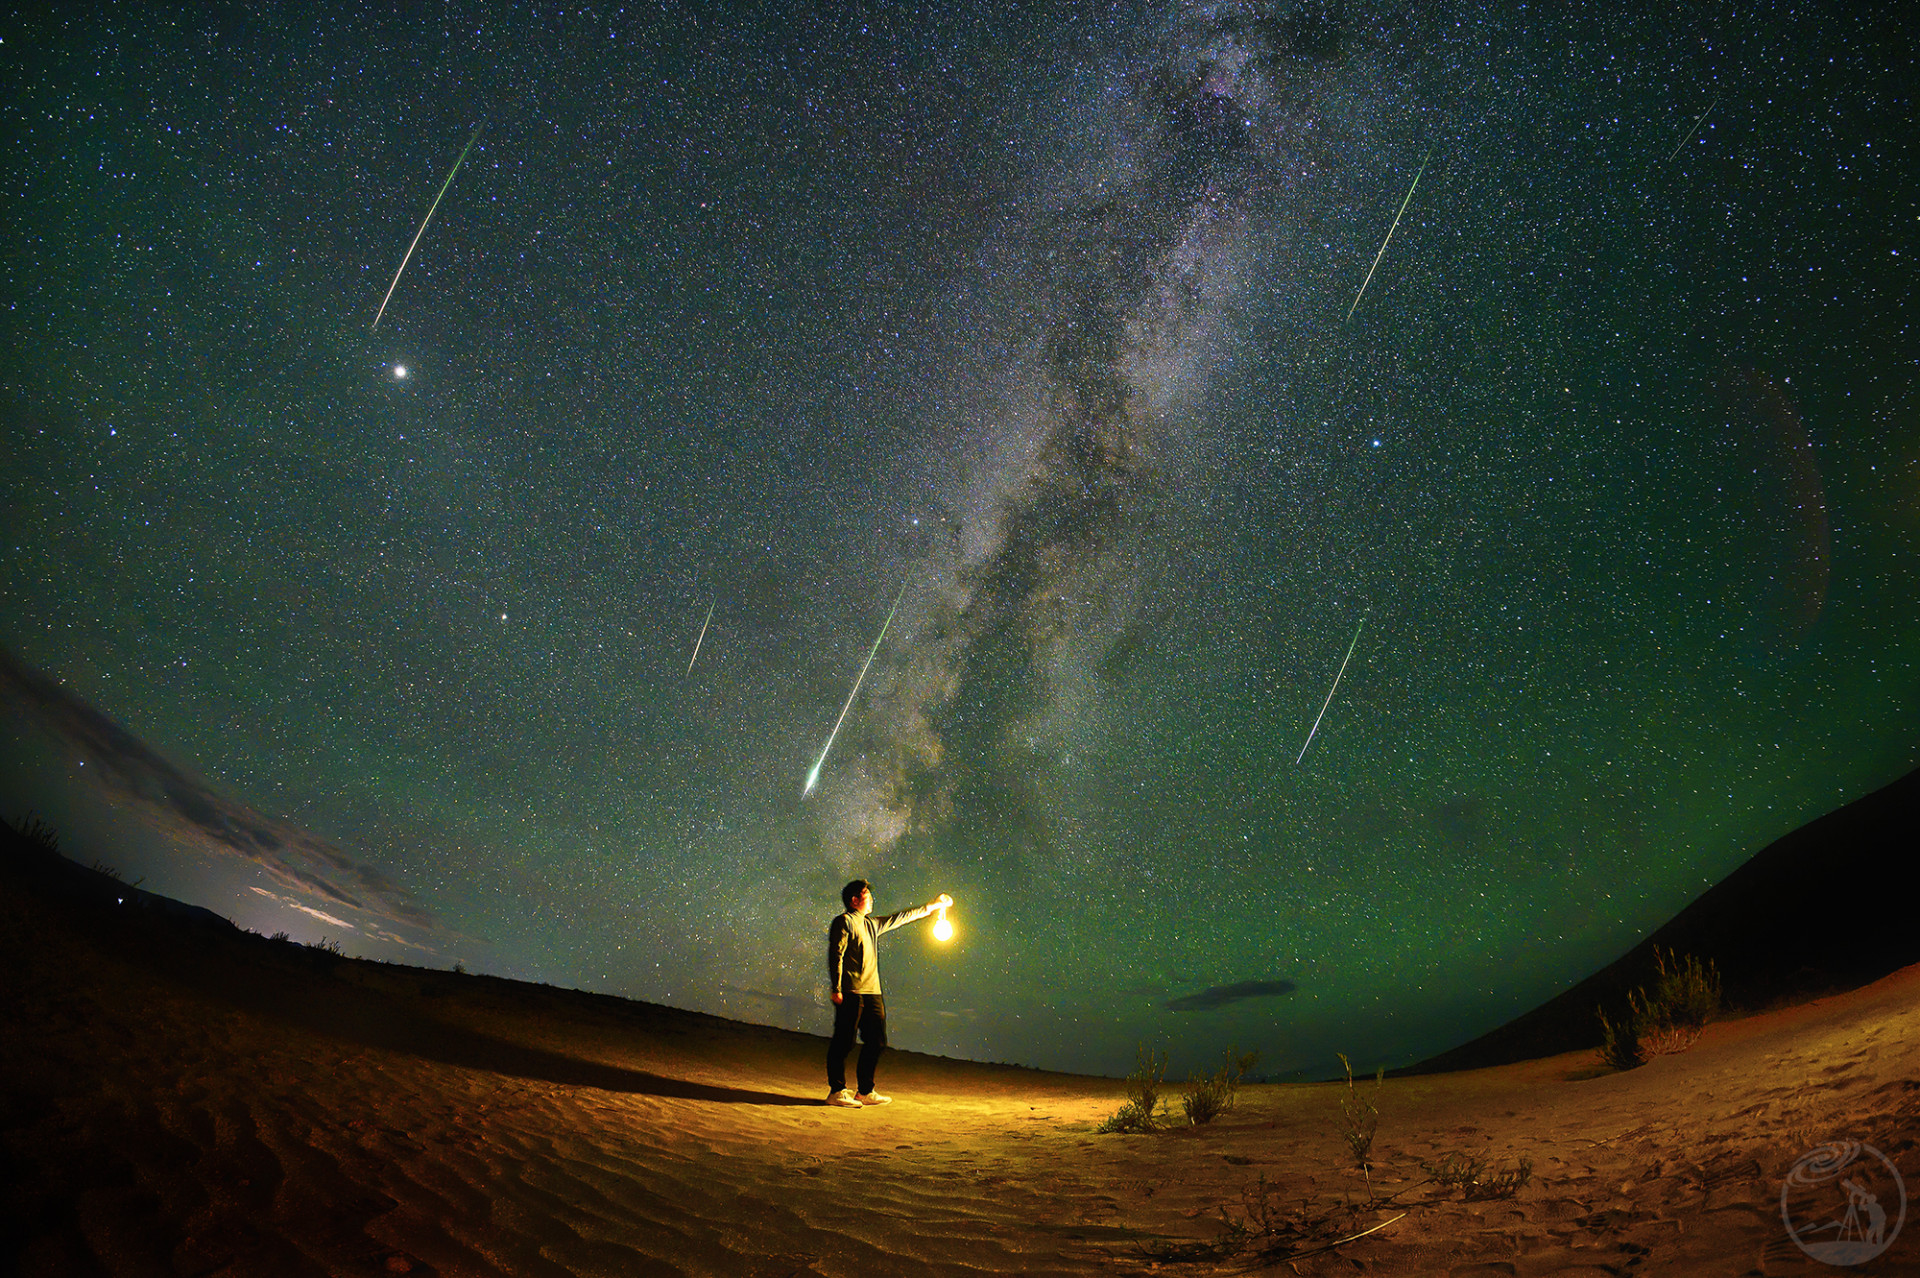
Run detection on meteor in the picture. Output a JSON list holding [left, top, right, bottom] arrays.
[[371, 122, 483, 332], [687, 598, 715, 675], [1345, 148, 1430, 322], [1664, 95, 1718, 164], [803, 581, 908, 796], [1296, 617, 1366, 765]]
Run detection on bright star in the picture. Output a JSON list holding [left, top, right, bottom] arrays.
[[394, 364, 408, 379]]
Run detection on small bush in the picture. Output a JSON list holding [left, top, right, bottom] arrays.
[[1183, 1075, 1229, 1126], [1096, 1099, 1158, 1134], [1640, 948, 1721, 1054], [1182, 1047, 1260, 1126], [1596, 947, 1721, 1069], [1335, 1053, 1381, 1173], [1421, 1150, 1486, 1189], [1421, 1151, 1534, 1199], [8, 812, 61, 855], [1597, 1005, 1645, 1071], [1471, 1156, 1533, 1199], [1099, 1044, 1168, 1133]]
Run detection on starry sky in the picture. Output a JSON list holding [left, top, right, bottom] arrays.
[[2, 3, 1915, 1080]]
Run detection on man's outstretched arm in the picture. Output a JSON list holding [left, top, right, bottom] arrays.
[[872, 893, 953, 936]]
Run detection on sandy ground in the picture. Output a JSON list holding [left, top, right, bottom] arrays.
[[3, 874, 1918, 1277]]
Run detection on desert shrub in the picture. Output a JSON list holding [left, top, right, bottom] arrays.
[[1182, 1073, 1229, 1126], [1150, 1171, 1406, 1264], [1421, 1151, 1534, 1199], [1470, 1156, 1533, 1199], [1597, 1005, 1645, 1070], [1639, 948, 1721, 1054], [1335, 1053, 1381, 1174], [7, 812, 61, 855], [1099, 1044, 1168, 1133], [1182, 1047, 1261, 1126], [1421, 1150, 1486, 1189], [303, 937, 344, 969], [1096, 1099, 1158, 1134], [1596, 947, 1721, 1069]]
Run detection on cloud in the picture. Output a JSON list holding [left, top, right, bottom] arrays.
[[0, 645, 438, 939], [1164, 979, 1297, 1012], [249, 885, 355, 930]]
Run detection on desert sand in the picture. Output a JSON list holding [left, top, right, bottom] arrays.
[[4, 858, 1918, 1277]]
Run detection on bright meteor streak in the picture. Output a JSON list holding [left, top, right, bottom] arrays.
[[1296, 618, 1366, 765], [371, 123, 483, 332], [1664, 95, 1718, 164], [1345, 148, 1430, 322], [803, 581, 908, 796], [687, 598, 715, 675]]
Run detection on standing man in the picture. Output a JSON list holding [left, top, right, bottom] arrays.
[[826, 879, 952, 1107]]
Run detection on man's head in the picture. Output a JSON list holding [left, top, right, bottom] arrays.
[[841, 879, 873, 913]]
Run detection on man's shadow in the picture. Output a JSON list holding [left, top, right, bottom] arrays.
[[144, 923, 821, 1106], [288, 991, 823, 1105]]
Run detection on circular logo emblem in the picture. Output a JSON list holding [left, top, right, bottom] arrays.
[[1781, 1141, 1906, 1266]]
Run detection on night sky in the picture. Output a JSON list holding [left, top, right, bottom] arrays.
[[2, 3, 1915, 1079]]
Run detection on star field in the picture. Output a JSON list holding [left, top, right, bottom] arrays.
[[1, 3, 1915, 1078]]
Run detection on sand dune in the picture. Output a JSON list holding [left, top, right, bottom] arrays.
[[1413, 765, 1920, 1076], [3, 844, 1917, 1276]]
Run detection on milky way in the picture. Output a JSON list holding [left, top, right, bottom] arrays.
[[836, 3, 1415, 865]]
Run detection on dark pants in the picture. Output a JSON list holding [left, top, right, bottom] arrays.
[[827, 993, 887, 1094]]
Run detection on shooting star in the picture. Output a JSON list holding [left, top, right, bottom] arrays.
[[804, 582, 908, 797], [371, 123, 483, 332], [1664, 95, 1719, 164], [687, 598, 715, 675], [1296, 617, 1366, 765], [1346, 148, 1430, 322]]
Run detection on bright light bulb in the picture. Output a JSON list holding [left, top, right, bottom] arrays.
[[932, 907, 953, 942]]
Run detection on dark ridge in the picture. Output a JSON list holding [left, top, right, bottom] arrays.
[[1402, 763, 1920, 1076], [0, 814, 1074, 1090]]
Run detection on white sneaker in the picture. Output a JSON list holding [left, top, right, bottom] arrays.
[[826, 1089, 863, 1108], [856, 1091, 892, 1106]]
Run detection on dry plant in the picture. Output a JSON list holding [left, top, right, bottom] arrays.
[[1420, 1151, 1534, 1199], [1598, 1005, 1645, 1071], [1596, 947, 1722, 1070], [1335, 1053, 1383, 1197], [1181, 1047, 1260, 1126], [1143, 1174, 1405, 1264], [7, 811, 62, 856], [1639, 948, 1722, 1055], [1098, 1044, 1168, 1133]]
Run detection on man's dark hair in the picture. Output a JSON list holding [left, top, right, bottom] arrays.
[[841, 879, 871, 911]]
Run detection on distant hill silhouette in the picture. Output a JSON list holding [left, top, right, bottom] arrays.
[[1406, 764, 1920, 1075]]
